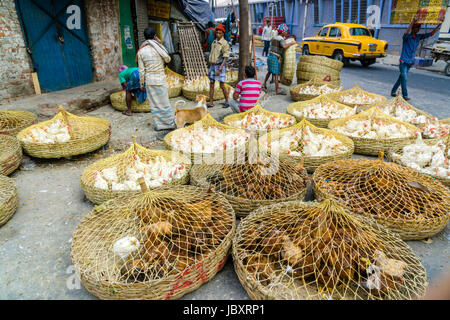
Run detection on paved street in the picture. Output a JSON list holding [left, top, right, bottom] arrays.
[[0, 47, 448, 300]]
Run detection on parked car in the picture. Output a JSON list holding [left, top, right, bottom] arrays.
[[301, 23, 388, 67]]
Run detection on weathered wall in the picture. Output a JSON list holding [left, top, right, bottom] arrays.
[[0, 0, 34, 102], [85, 0, 122, 81]]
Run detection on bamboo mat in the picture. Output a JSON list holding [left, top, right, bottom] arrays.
[[177, 22, 208, 80]]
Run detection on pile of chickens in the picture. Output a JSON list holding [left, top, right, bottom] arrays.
[[391, 135, 449, 179], [340, 93, 383, 106], [112, 190, 233, 283], [237, 200, 413, 297], [334, 118, 417, 139], [229, 112, 295, 131], [265, 126, 350, 157], [183, 76, 214, 92], [20, 120, 71, 144], [93, 155, 187, 191], [420, 120, 449, 139], [165, 73, 183, 88], [294, 84, 340, 95], [168, 126, 250, 153], [379, 99, 431, 126], [293, 101, 356, 120]]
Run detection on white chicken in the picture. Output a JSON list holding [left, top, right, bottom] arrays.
[[20, 120, 71, 144], [113, 236, 140, 259], [334, 118, 415, 140], [295, 84, 341, 95], [379, 100, 430, 125], [293, 101, 355, 120], [230, 113, 295, 131]]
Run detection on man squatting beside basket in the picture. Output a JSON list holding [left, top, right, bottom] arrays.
[[207, 24, 230, 108], [118, 65, 147, 116], [390, 14, 442, 101], [263, 23, 297, 95], [229, 65, 262, 113], [138, 27, 176, 134]]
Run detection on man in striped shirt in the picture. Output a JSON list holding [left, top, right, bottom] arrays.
[[228, 66, 261, 113]]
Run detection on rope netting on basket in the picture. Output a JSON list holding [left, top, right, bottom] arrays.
[[223, 105, 296, 137], [110, 91, 151, 113], [420, 118, 450, 139], [232, 199, 428, 300], [387, 134, 450, 188], [81, 136, 191, 204], [190, 154, 310, 217], [312, 152, 450, 240], [165, 67, 184, 98], [290, 79, 341, 102], [326, 85, 386, 109], [71, 184, 235, 300], [182, 76, 232, 101], [287, 94, 356, 128], [17, 106, 111, 159], [0, 110, 38, 136], [329, 107, 420, 156], [280, 38, 298, 86], [0, 175, 18, 227], [258, 120, 354, 173], [0, 134, 22, 176], [163, 113, 251, 164]]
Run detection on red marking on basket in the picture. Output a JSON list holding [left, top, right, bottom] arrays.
[[165, 280, 193, 300], [217, 257, 227, 271], [322, 75, 331, 82], [0, 131, 10, 135]]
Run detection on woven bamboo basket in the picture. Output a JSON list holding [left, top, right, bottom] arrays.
[[190, 155, 310, 217], [233, 199, 428, 300], [0, 110, 38, 136], [182, 84, 232, 101], [0, 134, 22, 176], [223, 105, 296, 138], [71, 184, 236, 300], [258, 120, 354, 173], [328, 107, 420, 156], [297, 78, 341, 87], [419, 119, 450, 139], [313, 152, 450, 240], [280, 38, 298, 86], [165, 67, 184, 98], [0, 175, 18, 227], [110, 91, 150, 113], [370, 95, 435, 125], [299, 55, 344, 71], [163, 113, 251, 164], [326, 84, 386, 109], [17, 107, 111, 159], [296, 62, 341, 78], [297, 70, 341, 85], [290, 79, 341, 102], [81, 137, 191, 204], [442, 118, 450, 125], [386, 135, 450, 188], [225, 70, 239, 87], [286, 95, 355, 128]]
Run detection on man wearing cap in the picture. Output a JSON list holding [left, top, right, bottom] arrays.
[[390, 15, 442, 101], [262, 23, 296, 95], [208, 24, 230, 108]]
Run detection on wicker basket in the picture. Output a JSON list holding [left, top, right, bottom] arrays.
[[386, 136, 449, 188], [0, 175, 18, 227], [286, 95, 355, 128], [233, 199, 428, 300], [299, 55, 344, 71], [258, 119, 354, 173], [328, 107, 420, 156], [280, 38, 298, 86], [313, 153, 450, 240], [163, 113, 251, 164], [71, 185, 236, 300], [81, 137, 191, 204], [223, 105, 296, 138], [0, 134, 22, 176], [190, 156, 310, 217], [165, 67, 184, 98], [326, 84, 386, 109], [297, 78, 341, 87], [225, 70, 239, 87], [110, 91, 151, 113], [0, 110, 38, 136], [17, 107, 111, 159], [290, 79, 341, 102], [182, 83, 232, 101], [296, 62, 341, 77], [297, 70, 341, 85]]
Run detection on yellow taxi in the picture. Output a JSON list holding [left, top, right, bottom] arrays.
[[301, 23, 388, 67]]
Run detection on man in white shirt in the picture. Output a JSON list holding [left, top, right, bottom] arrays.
[[261, 19, 272, 57]]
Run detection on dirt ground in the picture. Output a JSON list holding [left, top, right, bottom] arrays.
[[0, 57, 449, 300]]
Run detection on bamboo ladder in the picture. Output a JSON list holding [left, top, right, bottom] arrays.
[[177, 22, 209, 80]]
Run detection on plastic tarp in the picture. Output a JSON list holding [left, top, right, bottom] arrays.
[[177, 0, 214, 31]]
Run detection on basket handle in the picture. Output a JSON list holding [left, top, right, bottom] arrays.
[[377, 151, 385, 161], [138, 177, 148, 193], [132, 135, 138, 154], [59, 106, 73, 139]]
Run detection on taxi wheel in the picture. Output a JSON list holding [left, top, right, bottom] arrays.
[[332, 50, 349, 66], [445, 62, 450, 76]]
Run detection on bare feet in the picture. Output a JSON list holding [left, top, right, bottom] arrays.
[[122, 110, 132, 116]]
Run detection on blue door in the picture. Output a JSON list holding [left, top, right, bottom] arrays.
[[15, 0, 93, 92]]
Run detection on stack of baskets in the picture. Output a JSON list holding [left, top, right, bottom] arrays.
[[290, 78, 341, 102], [165, 67, 184, 98], [0, 175, 18, 227], [0, 134, 22, 176], [296, 56, 343, 86], [254, 35, 264, 47], [17, 107, 111, 159], [70, 185, 236, 300], [280, 38, 298, 86], [0, 110, 37, 136], [81, 137, 191, 204]]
